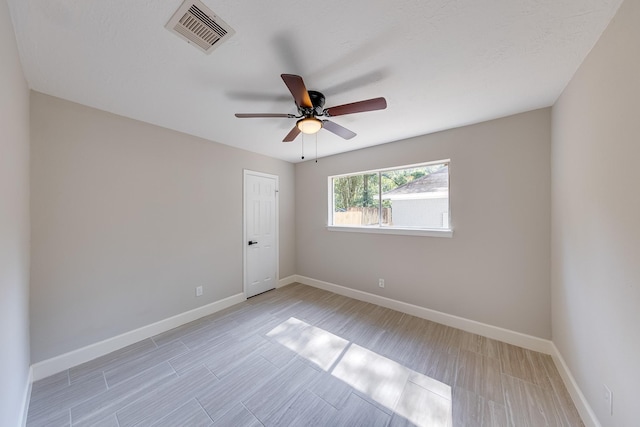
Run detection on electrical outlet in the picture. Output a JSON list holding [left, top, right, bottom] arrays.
[[195, 286, 203, 297], [603, 384, 613, 416], [378, 278, 385, 288]]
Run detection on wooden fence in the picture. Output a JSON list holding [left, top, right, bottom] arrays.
[[333, 207, 391, 226]]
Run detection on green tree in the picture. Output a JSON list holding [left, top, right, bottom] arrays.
[[333, 175, 362, 210], [333, 165, 442, 211]]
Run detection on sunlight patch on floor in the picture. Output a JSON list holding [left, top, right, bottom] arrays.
[[267, 317, 452, 427], [332, 343, 410, 409], [266, 317, 349, 371]]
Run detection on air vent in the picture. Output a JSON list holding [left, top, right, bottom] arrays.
[[166, 0, 235, 54]]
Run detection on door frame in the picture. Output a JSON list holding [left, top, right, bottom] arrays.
[[243, 169, 279, 299]]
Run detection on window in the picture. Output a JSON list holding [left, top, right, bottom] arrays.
[[328, 160, 451, 237]]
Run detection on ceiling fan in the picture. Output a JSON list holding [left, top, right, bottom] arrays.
[[235, 74, 387, 142]]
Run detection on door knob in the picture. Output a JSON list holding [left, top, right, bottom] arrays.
[[248, 241, 258, 245]]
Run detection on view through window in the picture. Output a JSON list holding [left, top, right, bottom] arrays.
[[330, 161, 450, 231]]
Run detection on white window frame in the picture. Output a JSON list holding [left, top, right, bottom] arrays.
[[327, 159, 453, 238]]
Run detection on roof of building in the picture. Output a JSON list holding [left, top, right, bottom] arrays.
[[382, 166, 449, 197]]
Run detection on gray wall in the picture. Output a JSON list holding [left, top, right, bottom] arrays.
[[0, 0, 31, 425], [551, 0, 639, 425], [295, 109, 552, 339], [30, 93, 295, 362]]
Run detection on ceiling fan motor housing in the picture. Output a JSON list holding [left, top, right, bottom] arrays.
[[306, 90, 326, 116]]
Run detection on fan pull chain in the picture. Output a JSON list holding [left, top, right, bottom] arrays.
[[315, 133, 318, 163], [301, 134, 305, 160]]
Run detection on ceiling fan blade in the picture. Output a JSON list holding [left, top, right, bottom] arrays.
[[322, 120, 357, 140], [283, 125, 301, 142], [324, 97, 387, 117], [281, 74, 313, 108], [235, 113, 295, 118]]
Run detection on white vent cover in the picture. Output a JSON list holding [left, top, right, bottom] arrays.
[[166, 0, 235, 54]]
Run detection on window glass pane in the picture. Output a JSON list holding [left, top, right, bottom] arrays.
[[332, 173, 379, 226], [381, 163, 449, 229]]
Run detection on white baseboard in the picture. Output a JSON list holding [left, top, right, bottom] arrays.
[[277, 275, 297, 288], [294, 275, 554, 355], [20, 367, 33, 427], [31, 293, 245, 381], [550, 343, 601, 427], [294, 275, 600, 425], [26, 274, 596, 427]]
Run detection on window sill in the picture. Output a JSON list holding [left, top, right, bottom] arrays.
[[326, 225, 453, 238]]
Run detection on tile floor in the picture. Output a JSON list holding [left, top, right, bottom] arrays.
[[27, 283, 583, 426]]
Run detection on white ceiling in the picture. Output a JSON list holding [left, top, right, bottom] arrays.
[[7, 0, 622, 163]]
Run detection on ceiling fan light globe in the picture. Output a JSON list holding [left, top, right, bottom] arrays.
[[296, 117, 322, 134]]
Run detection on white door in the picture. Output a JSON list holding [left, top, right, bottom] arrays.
[[244, 170, 278, 298]]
